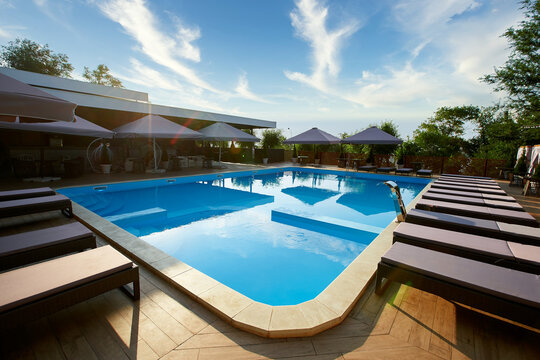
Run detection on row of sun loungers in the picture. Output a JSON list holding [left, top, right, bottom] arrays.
[[0, 187, 140, 330], [376, 174, 540, 328], [354, 165, 433, 177]]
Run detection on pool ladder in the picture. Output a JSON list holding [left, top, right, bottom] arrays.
[[383, 181, 407, 222]]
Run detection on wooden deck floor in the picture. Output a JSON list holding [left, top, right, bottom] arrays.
[[0, 173, 539, 359]]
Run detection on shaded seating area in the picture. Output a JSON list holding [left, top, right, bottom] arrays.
[[422, 191, 524, 211]]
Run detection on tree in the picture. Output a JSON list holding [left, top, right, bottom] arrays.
[[83, 64, 123, 87], [482, 0, 539, 124], [0, 38, 73, 77], [260, 129, 285, 149]]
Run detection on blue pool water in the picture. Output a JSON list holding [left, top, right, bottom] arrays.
[[59, 168, 430, 305]]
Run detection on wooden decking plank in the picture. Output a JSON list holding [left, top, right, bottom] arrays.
[[313, 334, 413, 355], [472, 313, 499, 360], [427, 296, 456, 360], [0, 326, 37, 360], [26, 318, 66, 360], [407, 291, 438, 350], [160, 348, 200, 360], [343, 346, 442, 359]]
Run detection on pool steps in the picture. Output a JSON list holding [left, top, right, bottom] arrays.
[[271, 210, 383, 243], [105, 207, 167, 223]]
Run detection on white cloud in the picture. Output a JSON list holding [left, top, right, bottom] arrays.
[[234, 73, 272, 103], [284, 0, 359, 92], [98, 0, 219, 93]]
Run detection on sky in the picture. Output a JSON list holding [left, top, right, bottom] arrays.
[[0, 0, 526, 139]]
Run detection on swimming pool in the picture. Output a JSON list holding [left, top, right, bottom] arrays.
[[59, 168, 430, 306]]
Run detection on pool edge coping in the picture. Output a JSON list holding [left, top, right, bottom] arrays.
[[69, 167, 433, 338]]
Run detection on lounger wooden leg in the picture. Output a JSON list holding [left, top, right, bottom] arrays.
[[62, 204, 73, 218], [120, 266, 140, 300]]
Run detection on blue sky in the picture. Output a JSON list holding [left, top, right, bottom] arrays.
[[0, 0, 524, 138]]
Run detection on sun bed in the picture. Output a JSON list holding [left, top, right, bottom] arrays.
[[415, 199, 539, 227], [0, 187, 56, 202], [376, 167, 396, 173], [438, 176, 496, 185], [427, 187, 516, 202], [416, 169, 432, 177], [357, 165, 376, 172], [395, 168, 413, 175], [441, 173, 492, 180], [405, 209, 540, 245], [0, 194, 72, 218], [434, 179, 501, 189], [430, 183, 507, 196], [375, 242, 540, 328], [422, 192, 524, 211], [393, 222, 539, 273], [0, 222, 96, 271], [0, 245, 139, 329]]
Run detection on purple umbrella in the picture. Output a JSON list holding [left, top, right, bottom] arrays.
[[283, 127, 340, 144], [341, 126, 402, 144]]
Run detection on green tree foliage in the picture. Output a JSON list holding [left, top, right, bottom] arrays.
[[482, 0, 540, 124], [260, 129, 285, 149], [83, 64, 123, 87], [413, 106, 480, 157], [0, 38, 73, 77]]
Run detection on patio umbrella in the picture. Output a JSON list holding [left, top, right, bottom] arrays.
[[0, 73, 76, 122], [283, 127, 340, 144], [198, 122, 259, 163], [113, 114, 204, 172], [341, 126, 402, 144], [0, 115, 113, 138]]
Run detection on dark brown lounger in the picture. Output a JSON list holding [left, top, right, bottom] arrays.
[[376, 167, 396, 173], [0, 222, 96, 271], [430, 183, 507, 195], [415, 199, 538, 227], [393, 222, 539, 273], [375, 242, 540, 328], [357, 165, 376, 172], [416, 169, 432, 177], [405, 209, 540, 245], [441, 173, 492, 180], [427, 187, 516, 202], [0, 245, 139, 329], [434, 179, 501, 189], [422, 191, 524, 211], [395, 168, 413, 175], [0, 187, 56, 202], [438, 176, 496, 185], [0, 194, 72, 218]]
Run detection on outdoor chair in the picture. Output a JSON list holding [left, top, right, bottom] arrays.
[[422, 191, 524, 211], [427, 187, 516, 202], [0, 245, 139, 330], [376, 167, 396, 173], [395, 168, 413, 175], [416, 169, 432, 177], [430, 183, 507, 196], [393, 222, 539, 273], [0, 187, 55, 201], [435, 179, 501, 189], [415, 199, 538, 227], [438, 176, 496, 185], [0, 194, 73, 218], [0, 222, 96, 271], [441, 173, 492, 180], [356, 165, 376, 172], [375, 242, 540, 328], [405, 209, 540, 246]]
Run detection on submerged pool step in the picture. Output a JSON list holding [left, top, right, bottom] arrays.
[[105, 207, 168, 223], [271, 210, 383, 243]]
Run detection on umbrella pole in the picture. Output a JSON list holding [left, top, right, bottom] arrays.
[[153, 137, 158, 171], [219, 145, 222, 163]]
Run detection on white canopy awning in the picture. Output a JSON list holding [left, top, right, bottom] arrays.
[[198, 122, 259, 142], [0, 115, 113, 138]]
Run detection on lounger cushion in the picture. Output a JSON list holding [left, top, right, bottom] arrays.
[[377, 167, 395, 172], [417, 169, 432, 175], [441, 173, 492, 180], [438, 176, 496, 185], [0, 222, 93, 256], [422, 192, 523, 211], [0, 187, 55, 201], [381, 242, 540, 308], [435, 180, 500, 189], [427, 188, 516, 202], [507, 242, 540, 268], [0, 194, 71, 218], [394, 222, 515, 261], [415, 199, 538, 227], [496, 222, 540, 244], [395, 168, 413, 173], [430, 183, 507, 195], [0, 245, 132, 312]]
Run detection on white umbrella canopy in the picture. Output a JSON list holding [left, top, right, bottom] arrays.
[[0, 115, 113, 138], [198, 122, 259, 163], [0, 72, 76, 122], [113, 114, 204, 171]]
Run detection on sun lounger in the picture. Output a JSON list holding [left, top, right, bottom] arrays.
[[438, 176, 496, 185], [0, 194, 72, 218], [0, 187, 56, 202], [427, 187, 516, 202], [376, 167, 396, 173], [415, 199, 538, 227], [441, 173, 492, 180], [393, 222, 539, 273], [0, 245, 139, 329], [395, 168, 413, 175], [357, 165, 376, 172], [422, 192, 524, 211], [430, 183, 507, 196], [435, 179, 501, 189], [405, 209, 540, 245], [0, 222, 96, 271], [375, 242, 540, 328], [416, 169, 432, 177]]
